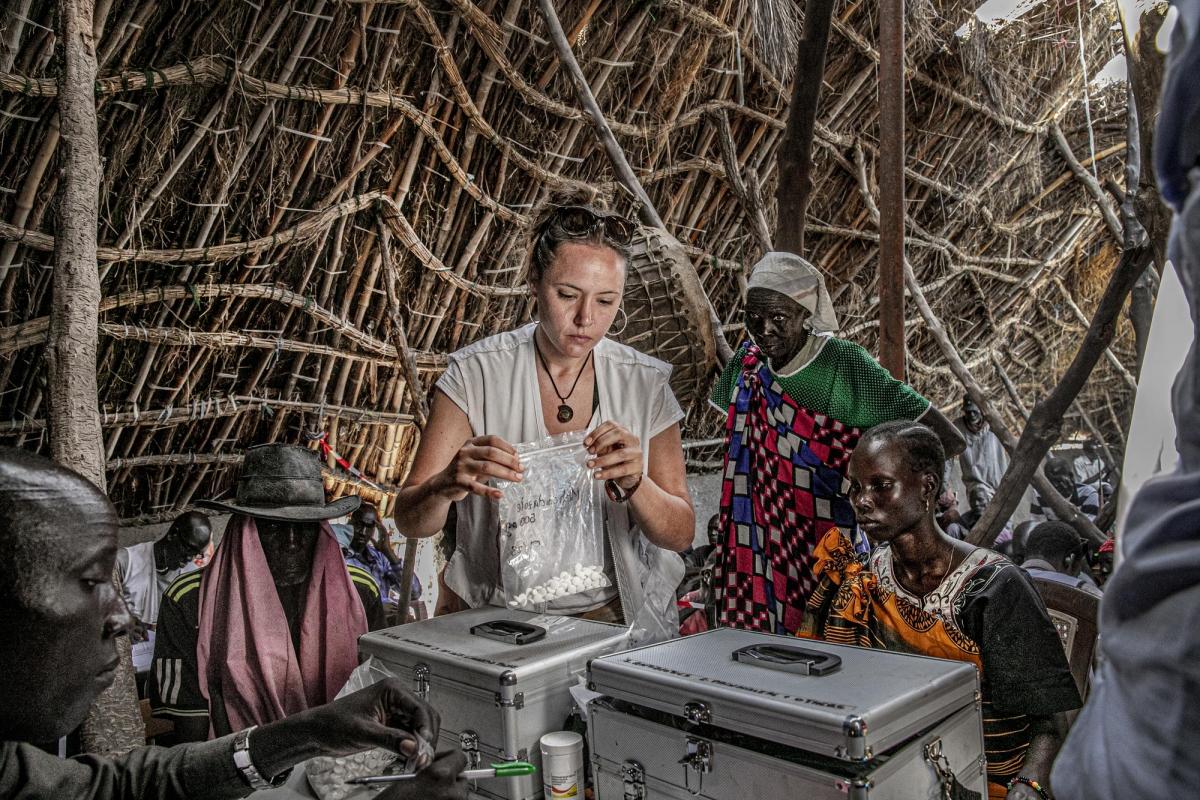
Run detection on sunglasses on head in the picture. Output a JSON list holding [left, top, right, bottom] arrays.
[[546, 204, 635, 246]]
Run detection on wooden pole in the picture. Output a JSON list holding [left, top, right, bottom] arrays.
[[774, 0, 836, 255], [52, 0, 142, 754], [877, 0, 906, 379]]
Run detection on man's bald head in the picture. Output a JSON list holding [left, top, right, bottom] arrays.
[[0, 447, 115, 610], [0, 447, 131, 742]]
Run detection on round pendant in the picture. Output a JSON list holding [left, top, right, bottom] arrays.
[[556, 404, 574, 423]]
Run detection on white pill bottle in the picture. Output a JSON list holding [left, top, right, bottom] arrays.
[[539, 731, 584, 799]]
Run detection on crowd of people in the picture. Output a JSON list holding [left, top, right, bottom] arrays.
[[1, 4, 1196, 798]]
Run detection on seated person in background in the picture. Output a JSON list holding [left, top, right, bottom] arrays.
[[0, 446, 465, 800], [117, 511, 212, 641], [956, 395, 1008, 507], [935, 488, 969, 540], [152, 444, 387, 742], [1072, 439, 1106, 488], [342, 503, 421, 624], [1030, 457, 1099, 524], [1020, 522, 1102, 598], [800, 421, 1080, 799], [1092, 536, 1115, 587]]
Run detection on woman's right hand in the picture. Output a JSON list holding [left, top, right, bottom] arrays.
[[433, 435, 522, 501]]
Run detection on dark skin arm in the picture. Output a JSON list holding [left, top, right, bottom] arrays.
[[919, 404, 966, 458], [248, 678, 441, 779], [1006, 714, 1063, 798]]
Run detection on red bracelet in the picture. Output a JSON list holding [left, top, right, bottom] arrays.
[[1006, 776, 1050, 800]]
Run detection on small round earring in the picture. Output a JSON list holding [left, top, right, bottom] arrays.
[[611, 307, 628, 337]]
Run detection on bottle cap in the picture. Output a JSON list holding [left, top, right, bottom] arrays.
[[539, 731, 583, 755]]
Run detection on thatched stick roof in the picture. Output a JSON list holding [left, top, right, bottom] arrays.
[[0, 0, 1132, 521]]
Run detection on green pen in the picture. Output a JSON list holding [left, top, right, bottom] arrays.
[[346, 761, 537, 785]]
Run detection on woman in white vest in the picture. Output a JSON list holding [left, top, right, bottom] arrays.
[[395, 191, 694, 642]]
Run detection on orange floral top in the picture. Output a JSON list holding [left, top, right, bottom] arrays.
[[799, 527, 1080, 784]]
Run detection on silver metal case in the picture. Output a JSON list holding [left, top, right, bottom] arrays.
[[588, 628, 981, 762], [358, 607, 629, 800], [589, 697, 987, 799]]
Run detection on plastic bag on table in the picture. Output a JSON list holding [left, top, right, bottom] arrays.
[[303, 658, 435, 800], [495, 430, 610, 610]]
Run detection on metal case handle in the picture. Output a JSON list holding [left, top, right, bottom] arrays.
[[732, 644, 842, 676], [469, 620, 547, 645]]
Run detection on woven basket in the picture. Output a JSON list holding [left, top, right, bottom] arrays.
[[617, 226, 719, 407]]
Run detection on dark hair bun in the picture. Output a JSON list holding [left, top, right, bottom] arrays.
[[529, 187, 606, 234]]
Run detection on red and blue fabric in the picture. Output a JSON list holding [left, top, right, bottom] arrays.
[[715, 346, 863, 635]]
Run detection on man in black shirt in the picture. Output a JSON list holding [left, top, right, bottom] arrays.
[[152, 445, 388, 742]]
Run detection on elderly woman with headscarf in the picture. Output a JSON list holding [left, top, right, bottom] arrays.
[[709, 252, 964, 635]]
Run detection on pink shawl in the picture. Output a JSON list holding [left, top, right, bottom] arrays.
[[196, 515, 367, 733]]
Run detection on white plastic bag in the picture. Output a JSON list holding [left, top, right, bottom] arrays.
[[496, 430, 610, 610], [303, 658, 434, 800]]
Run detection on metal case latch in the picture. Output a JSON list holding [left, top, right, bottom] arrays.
[[460, 730, 481, 769], [413, 663, 430, 700], [682, 701, 711, 724], [923, 737, 960, 800], [678, 737, 712, 796], [621, 760, 646, 800]]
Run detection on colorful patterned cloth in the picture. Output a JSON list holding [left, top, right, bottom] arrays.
[[710, 338, 930, 634], [800, 528, 1080, 787]]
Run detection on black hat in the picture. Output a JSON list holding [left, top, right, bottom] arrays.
[[196, 444, 361, 521]]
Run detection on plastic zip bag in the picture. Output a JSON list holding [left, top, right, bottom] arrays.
[[303, 658, 435, 800], [496, 430, 611, 610]]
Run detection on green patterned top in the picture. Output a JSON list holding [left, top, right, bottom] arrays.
[[709, 336, 930, 430]]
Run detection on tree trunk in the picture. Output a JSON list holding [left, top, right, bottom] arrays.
[[774, 0, 836, 255], [51, 0, 142, 755]]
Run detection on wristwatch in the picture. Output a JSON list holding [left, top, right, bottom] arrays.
[[605, 475, 643, 504], [232, 726, 282, 790]]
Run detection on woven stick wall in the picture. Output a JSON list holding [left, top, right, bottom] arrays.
[[0, 0, 1131, 521]]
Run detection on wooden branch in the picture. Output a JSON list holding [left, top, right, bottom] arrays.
[[378, 220, 429, 425], [54, 0, 142, 756], [0, 395, 416, 435], [992, 355, 1030, 420], [1051, 122, 1123, 241], [968, 241, 1150, 544], [535, 0, 663, 229], [0, 283, 402, 356], [0, 191, 525, 296], [850, 143, 1104, 542], [712, 109, 772, 253], [94, 323, 445, 370], [775, 0, 836, 254], [1051, 278, 1138, 390]]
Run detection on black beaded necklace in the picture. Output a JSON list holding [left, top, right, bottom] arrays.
[[534, 335, 593, 423]]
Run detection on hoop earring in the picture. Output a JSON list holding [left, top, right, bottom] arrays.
[[529, 297, 539, 322], [611, 307, 628, 337]]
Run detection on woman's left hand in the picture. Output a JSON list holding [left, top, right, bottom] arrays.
[[585, 422, 644, 490]]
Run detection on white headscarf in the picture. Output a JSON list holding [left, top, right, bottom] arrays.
[[746, 251, 838, 333]]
